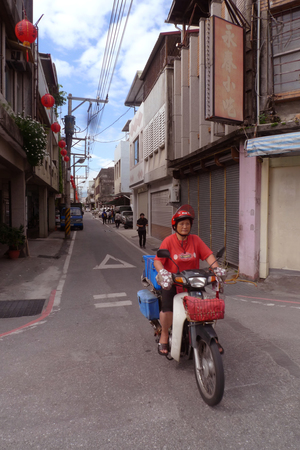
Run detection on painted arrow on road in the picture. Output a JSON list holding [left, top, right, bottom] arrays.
[[93, 254, 136, 269]]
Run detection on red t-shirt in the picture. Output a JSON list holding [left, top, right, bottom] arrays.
[[154, 234, 213, 273]]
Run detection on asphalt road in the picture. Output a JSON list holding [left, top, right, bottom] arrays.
[[0, 212, 299, 449]]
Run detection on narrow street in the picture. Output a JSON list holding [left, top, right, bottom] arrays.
[[0, 212, 299, 449]]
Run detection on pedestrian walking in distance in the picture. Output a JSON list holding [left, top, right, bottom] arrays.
[[115, 212, 121, 228], [137, 213, 148, 248]]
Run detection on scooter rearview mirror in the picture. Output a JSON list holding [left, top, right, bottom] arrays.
[[157, 248, 180, 273], [216, 247, 225, 259], [208, 247, 226, 270], [157, 249, 171, 259]]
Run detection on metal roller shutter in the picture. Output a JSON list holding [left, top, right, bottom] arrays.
[[179, 164, 239, 266], [226, 164, 239, 266], [180, 178, 189, 205], [199, 172, 210, 248], [151, 190, 173, 240], [188, 176, 200, 237], [211, 170, 225, 255]]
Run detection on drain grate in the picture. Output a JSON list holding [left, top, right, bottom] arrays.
[[0, 299, 46, 318]]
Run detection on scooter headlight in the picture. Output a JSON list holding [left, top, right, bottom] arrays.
[[189, 277, 207, 288]]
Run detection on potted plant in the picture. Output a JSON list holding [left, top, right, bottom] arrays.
[[0, 224, 26, 259]]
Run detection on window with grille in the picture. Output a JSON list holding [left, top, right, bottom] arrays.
[[134, 137, 139, 165], [143, 105, 165, 160], [272, 7, 300, 94]]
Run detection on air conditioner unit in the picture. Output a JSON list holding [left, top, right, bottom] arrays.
[[6, 49, 26, 72]]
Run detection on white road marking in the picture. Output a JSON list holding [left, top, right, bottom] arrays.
[[230, 296, 300, 312], [93, 292, 127, 300], [54, 232, 76, 309], [95, 301, 132, 308], [93, 254, 135, 270]]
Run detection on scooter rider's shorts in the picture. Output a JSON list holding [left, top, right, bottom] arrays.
[[161, 285, 177, 312]]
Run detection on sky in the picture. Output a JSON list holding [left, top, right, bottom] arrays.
[[33, 0, 176, 194]]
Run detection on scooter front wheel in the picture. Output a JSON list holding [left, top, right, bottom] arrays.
[[193, 339, 224, 406]]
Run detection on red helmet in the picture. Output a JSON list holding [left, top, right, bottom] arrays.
[[172, 204, 195, 227]]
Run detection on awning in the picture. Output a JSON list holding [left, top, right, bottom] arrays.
[[103, 195, 130, 206], [246, 132, 300, 157]]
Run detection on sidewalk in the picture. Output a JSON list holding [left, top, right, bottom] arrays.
[[0, 230, 69, 303]]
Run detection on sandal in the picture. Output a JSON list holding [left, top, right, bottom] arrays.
[[158, 342, 169, 356]]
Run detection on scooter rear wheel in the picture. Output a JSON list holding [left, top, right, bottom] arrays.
[[193, 339, 224, 406]]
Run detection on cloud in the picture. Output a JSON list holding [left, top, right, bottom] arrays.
[[89, 154, 114, 170], [35, 1, 174, 91], [34, 0, 111, 50], [53, 59, 75, 78]]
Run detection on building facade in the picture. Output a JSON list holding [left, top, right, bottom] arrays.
[[126, 32, 189, 239], [0, 0, 61, 250], [86, 180, 95, 209], [114, 140, 130, 196], [125, 0, 300, 280], [95, 167, 114, 206]]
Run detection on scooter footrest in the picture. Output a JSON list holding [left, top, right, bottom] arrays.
[[183, 296, 225, 322]]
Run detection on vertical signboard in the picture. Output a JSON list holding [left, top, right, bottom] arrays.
[[206, 16, 244, 124]]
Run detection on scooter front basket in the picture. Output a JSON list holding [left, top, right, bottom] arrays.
[[183, 296, 225, 322]]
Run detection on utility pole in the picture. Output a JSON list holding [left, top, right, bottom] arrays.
[[64, 97, 75, 239], [64, 94, 108, 239]]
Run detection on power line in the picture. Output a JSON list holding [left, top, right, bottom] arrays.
[[93, 107, 131, 137], [88, 0, 133, 143]]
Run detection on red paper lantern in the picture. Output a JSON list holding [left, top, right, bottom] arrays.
[[60, 149, 67, 157], [51, 122, 61, 133], [41, 94, 55, 109], [15, 19, 37, 47], [58, 140, 66, 148], [64, 156, 70, 162]]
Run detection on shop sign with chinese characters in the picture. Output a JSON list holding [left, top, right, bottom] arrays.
[[205, 16, 244, 124]]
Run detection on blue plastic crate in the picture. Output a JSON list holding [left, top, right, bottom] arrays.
[[137, 289, 160, 320], [142, 255, 161, 290]]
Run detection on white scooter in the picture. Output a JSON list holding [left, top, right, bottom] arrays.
[[138, 247, 226, 407]]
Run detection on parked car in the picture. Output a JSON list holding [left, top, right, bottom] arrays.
[[120, 211, 133, 229], [115, 205, 132, 214], [55, 209, 60, 228]]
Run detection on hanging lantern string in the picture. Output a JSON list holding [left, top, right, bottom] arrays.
[[21, 0, 27, 20]]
